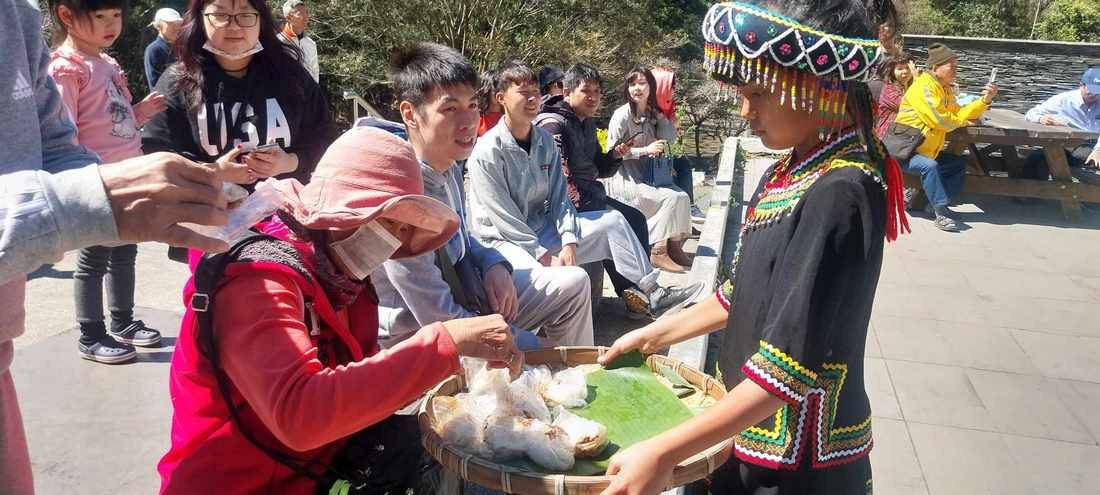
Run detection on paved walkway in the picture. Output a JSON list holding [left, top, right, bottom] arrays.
[[12, 194, 1100, 494]]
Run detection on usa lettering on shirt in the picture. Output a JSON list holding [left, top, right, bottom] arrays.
[[197, 97, 291, 155]]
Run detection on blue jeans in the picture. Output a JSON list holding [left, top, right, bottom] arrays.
[[903, 153, 966, 208]]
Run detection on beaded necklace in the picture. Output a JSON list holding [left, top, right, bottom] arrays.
[[725, 131, 885, 283], [744, 129, 884, 231]]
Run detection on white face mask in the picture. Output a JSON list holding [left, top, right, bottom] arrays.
[[328, 221, 403, 281], [203, 40, 264, 61]]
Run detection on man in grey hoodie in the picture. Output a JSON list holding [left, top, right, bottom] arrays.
[[467, 62, 700, 319], [1, 0, 228, 491], [371, 43, 593, 350]]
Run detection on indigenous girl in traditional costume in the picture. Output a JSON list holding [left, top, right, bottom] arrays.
[[597, 1, 907, 494]]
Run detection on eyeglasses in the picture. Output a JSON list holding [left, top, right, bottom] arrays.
[[203, 12, 259, 28]]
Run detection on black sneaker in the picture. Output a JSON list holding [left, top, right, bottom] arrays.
[[78, 336, 136, 364], [621, 287, 654, 320], [648, 282, 704, 317], [109, 320, 162, 347]]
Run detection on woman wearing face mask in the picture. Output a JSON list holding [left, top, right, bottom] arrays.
[[604, 66, 694, 273], [142, 0, 335, 189], [158, 127, 522, 494]]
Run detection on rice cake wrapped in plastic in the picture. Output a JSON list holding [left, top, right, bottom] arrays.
[[510, 367, 553, 422], [484, 415, 532, 461], [433, 396, 491, 457], [542, 366, 589, 407], [524, 421, 575, 471], [552, 406, 609, 458]]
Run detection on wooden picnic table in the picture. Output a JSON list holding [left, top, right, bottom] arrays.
[[938, 108, 1100, 221]]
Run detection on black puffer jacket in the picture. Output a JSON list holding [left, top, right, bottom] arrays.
[[535, 96, 622, 211]]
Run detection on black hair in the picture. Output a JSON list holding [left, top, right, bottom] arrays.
[[878, 52, 914, 85], [753, 0, 899, 167], [174, 0, 304, 107], [622, 66, 660, 119], [495, 61, 537, 93], [477, 68, 498, 113], [563, 63, 602, 92], [388, 42, 480, 108], [47, 0, 129, 45]]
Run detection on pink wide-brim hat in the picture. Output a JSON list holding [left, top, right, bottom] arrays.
[[274, 126, 459, 259]]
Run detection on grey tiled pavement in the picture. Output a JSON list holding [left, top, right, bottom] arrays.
[[11, 193, 1100, 493]]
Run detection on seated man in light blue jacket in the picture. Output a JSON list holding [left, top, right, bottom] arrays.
[[371, 44, 593, 350], [466, 61, 700, 320], [1021, 66, 1100, 181]]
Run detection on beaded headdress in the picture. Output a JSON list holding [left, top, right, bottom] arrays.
[[702, 1, 885, 140], [701, 1, 909, 241]]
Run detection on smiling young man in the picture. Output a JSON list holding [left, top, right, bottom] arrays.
[[468, 61, 701, 319], [371, 44, 593, 350]]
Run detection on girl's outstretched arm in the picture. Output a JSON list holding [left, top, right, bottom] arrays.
[[600, 378, 785, 495]]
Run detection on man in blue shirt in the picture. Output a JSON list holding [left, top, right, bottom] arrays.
[[1022, 66, 1100, 180], [143, 8, 181, 91]]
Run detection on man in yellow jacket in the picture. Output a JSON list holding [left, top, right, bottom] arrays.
[[896, 43, 998, 231]]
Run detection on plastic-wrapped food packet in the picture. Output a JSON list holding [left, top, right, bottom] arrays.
[[182, 178, 283, 242]]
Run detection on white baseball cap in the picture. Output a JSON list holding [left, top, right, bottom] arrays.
[[151, 8, 182, 25]]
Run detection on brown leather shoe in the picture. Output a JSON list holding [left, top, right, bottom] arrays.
[[651, 241, 686, 273], [666, 239, 694, 268]]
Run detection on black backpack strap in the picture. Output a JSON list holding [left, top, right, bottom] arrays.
[[190, 232, 364, 488]]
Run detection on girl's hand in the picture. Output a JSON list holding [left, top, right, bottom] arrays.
[[613, 140, 633, 159], [600, 440, 675, 495], [598, 325, 662, 366], [644, 140, 667, 157], [214, 147, 255, 185], [243, 143, 298, 179], [134, 91, 168, 119]]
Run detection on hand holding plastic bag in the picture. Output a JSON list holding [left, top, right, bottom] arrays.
[[181, 178, 283, 242]]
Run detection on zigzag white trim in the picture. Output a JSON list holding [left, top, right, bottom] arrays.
[[744, 360, 806, 402]]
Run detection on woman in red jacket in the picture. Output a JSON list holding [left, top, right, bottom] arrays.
[[158, 126, 522, 494]]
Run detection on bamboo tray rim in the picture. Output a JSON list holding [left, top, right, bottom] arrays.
[[417, 346, 733, 494]]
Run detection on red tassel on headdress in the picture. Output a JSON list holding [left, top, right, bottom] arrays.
[[884, 156, 911, 242]]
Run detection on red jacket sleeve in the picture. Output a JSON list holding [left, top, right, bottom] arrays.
[[214, 271, 460, 452]]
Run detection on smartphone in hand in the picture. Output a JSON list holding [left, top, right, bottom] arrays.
[[988, 68, 997, 85]]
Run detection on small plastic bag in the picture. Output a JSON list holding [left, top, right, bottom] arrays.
[[552, 406, 608, 458], [510, 367, 552, 422], [523, 420, 575, 471], [182, 178, 282, 242], [542, 367, 589, 408]]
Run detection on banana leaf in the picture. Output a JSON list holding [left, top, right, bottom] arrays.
[[498, 352, 696, 476]]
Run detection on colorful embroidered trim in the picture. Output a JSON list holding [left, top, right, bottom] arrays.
[[743, 129, 885, 231], [741, 340, 818, 404], [814, 363, 874, 468], [715, 279, 735, 311], [734, 358, 874, 470]]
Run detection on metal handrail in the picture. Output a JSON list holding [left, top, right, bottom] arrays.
[[342, 90, 385, 122]]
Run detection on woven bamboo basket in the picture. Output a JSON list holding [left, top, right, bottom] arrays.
[[418, 346, 732, 495]]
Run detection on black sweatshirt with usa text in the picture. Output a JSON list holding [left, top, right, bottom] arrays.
[[142, 58, 335, 186]]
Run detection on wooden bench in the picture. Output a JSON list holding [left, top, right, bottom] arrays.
[[903, 108, 1100, 221]]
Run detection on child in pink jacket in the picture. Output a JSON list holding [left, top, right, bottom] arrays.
[[47, 0, 167, 363]]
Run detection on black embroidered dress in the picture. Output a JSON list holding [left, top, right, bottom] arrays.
[[712, 130, 886, 494]]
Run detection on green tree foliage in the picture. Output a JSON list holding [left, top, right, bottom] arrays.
[[1035, 0, 1100, 43], [904, 0, 1100, 42]]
